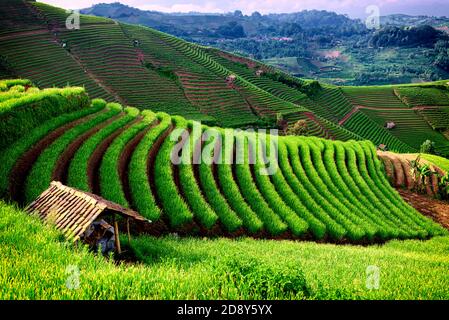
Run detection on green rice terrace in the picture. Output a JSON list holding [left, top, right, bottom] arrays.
[[1, 0, 449, 300], [2, 0, 449, 157]]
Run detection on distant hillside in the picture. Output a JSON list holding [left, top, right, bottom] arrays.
[[2, 0, 449, 156], [370, 25, 448, 48], [79, 3, 449, 86], [80, 3, 366, 39]]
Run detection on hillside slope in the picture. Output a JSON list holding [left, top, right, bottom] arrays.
[[1, 81, 445, 242], [1, 1, 449, 155]]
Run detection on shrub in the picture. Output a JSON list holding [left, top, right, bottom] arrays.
[[287, 120, 309, 136], [420, 140, 436, 154]]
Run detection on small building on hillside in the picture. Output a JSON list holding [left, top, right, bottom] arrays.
[[26, 181, 151, 254], [385, 121, 396, 130], [226, 74, 237, 83], [377, 144, 388, 151]]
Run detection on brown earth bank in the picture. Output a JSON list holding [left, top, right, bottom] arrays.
[[398, 189, 449, 230]]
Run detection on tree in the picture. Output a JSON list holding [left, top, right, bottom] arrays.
[[280, 23, 303, 37], [287, 120, 308, 136], [420, 139, 436, 154], [233, 10, 243, 18], [217, 22, 246, 38], [251, 11, 262, 19]]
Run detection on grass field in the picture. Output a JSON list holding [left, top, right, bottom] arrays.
[[1, 201, 449, 300]]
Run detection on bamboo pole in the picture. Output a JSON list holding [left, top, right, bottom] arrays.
[[113, 215, 121, 254], [127, 218, 131, 244]]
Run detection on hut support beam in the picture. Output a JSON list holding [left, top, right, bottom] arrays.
[[127, 218, 131, 244], [113, 215, 121, 254]]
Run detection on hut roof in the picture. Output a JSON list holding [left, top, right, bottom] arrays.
[[25, 181, 150, 241]]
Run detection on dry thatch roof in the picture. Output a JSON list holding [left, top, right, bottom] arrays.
[[25, 181, 150, 241]]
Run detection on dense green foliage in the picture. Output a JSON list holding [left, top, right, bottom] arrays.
[[24, 105, 122, 203], [370, 25, 447, 48], [2, 202, 449, 299], [0, 86, 90, 150]]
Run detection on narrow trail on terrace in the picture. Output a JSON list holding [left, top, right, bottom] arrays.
[[0, 29, 50, 41], [339, 105, 439, 126], [52, 114, 124, 185], [88, 117, 142, 195], [8, 110, 107, 205]]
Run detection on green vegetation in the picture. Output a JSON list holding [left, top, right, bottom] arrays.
[[175, 118, 218, 229], [1, 69, 446, 240], [99, 111, 156, 207], [128, 113, 171, 221], [395, 87, 449, 107], [2, 201, 449, 299], [1, 1, 449, 156], [421, 153, 449, 172], [0, 86, 90, 150], [67, 105, 139, 192], [24, 105, 122, 203], [2, 0, 449, 301], [0, 99, 107, 198]]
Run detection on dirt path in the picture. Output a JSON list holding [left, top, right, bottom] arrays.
[[338, 106, 360, 125], [339, 105, 439, 126], [0, 29, 50, 41], [398, 190, 449, 230]]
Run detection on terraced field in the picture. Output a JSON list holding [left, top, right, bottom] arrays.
[[337, 86, 449, 155], [1, 0, 449, 156], [1, 82, 445, 243], [395, 87, 449, 107], [342, 87, 408, 109], [360, 108, 449, 154]]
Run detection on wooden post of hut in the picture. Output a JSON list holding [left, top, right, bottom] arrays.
[[113, 214, 122, 254]]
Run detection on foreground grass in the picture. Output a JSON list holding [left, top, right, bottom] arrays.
[[1, 201, 449, 299]]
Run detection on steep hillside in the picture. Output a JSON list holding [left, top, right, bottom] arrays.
[[1, 1, 449, 156], [0, 81, 445, 242]]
